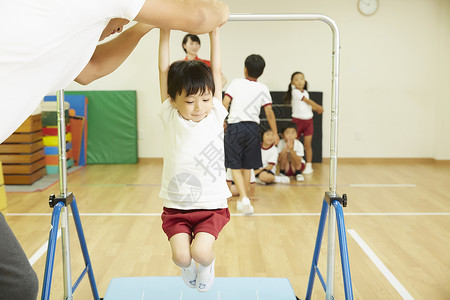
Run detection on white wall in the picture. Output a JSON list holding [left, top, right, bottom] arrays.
[[434, 0, 450, 160], [66, 0, 450, 160]]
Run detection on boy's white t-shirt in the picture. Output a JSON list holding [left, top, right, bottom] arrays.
[[291, 88, 313, 120], [159, 97, 231, 210], [261, 144, 278, 173], [225, 78, 272, 124], [0, 0, 145, 143], [277, 139, 305, 157]]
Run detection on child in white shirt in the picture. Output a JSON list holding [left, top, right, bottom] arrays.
[[158, 28, 230, 293], [255, 129, 290, 184], [284, 72, 323, 174], [222, 55, 279, 214], [278, 123, 306, 182]]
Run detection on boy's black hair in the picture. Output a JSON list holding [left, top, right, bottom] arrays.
[[245, 54, 266, 78], [167, 60, 215, 100], [182, 34, 201, 53], [281, 122, 298, 134]]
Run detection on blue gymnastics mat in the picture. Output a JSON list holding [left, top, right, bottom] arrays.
[[104, 276, 298, 300]]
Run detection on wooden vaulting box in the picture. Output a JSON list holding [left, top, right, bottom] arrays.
[[0, 161, 7, 210], [0, 114, 46, 185]]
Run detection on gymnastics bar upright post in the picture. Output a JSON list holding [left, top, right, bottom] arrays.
[[228, 14, 353, 299], [41, 90, 99, 300]]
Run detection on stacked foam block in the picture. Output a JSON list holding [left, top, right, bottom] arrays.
[[0, 114, 46, 185], [41, 101, 74, 174], [0, 162, 6, 210], [44, 95, 88, 166]]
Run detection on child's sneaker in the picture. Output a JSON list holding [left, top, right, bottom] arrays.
[[241, 196, 254, 215], [236, 200, 243, 211], [296, 174, 305, 182], [197, 259, 215, 292], [181, 259, 197, 288], [275, 175, 290, 184], [303, 163, 314, 174]]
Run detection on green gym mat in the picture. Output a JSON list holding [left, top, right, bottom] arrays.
[[65, 91, 137, 164]]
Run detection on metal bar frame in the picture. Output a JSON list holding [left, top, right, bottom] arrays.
[[228, 14, 340, 192], [228, 14, 351, 299], [45, 13, 347, 299]]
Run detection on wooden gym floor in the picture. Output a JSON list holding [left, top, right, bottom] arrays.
[[2, 159, 450, 299]]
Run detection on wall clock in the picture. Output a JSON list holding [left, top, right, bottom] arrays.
[[358, 0, 379, 16]]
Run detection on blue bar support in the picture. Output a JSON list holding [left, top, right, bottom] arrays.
[[41, 202, 63, 300], [305, 198, 353, 300], [333, 201, 353, 299], [41, 198, 99, 300], [71, 197, 100, 299]]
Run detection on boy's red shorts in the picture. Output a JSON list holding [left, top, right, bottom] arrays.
[[161, 207, 230, 240]]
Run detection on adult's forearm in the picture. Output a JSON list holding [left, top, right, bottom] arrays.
[[75, 24, 153, 85], [135, 0, 229, 35]]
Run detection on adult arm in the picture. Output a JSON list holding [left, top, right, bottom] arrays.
[[75, 23, 155, 85], [135, 0, 229, 35], [159, 28, 170, 102], [209, 28, 222, 101], [264, 105, 280, 145]]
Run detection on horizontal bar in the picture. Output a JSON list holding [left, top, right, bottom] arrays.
[[229, 13, 336, 25], [229, 12, 340, 196]]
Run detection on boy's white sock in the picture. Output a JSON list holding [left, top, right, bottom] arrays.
[[241, 196, 254, 215], [197, 259, 215, 292], [181, 258, 197, 288]]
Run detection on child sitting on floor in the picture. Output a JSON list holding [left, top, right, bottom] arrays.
[[277, 122, 306, 182], [255, 128, 290, 184]]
